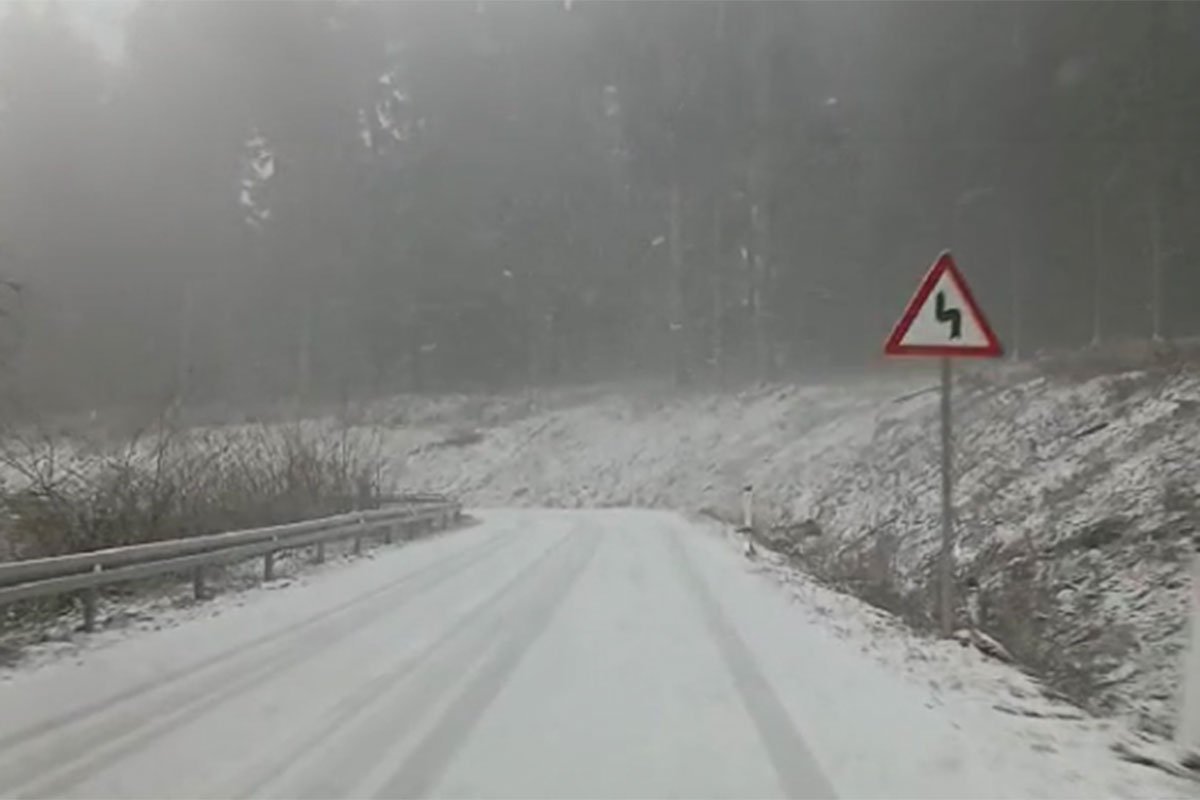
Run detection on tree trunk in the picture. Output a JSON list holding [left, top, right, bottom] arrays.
[[710, 2, 727, 384], [296, 299, 313, 408], [667, 183, 689, 386], [748, 160, 774, 381], [174, 279, 194, 409], [1147, 173, 1165, 343], [1145, 5, 1167, 344], [1090, 182, 1105, 348], [1006, 194, 1022, 361], [748, 9, 775, 381], [1008, 233, 1022, 361], [711, 196, 725, 383]]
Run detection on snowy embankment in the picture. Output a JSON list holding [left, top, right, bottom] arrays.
[[371, 363, 1200, 737]]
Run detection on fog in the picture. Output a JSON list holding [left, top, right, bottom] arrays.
[[0, 1, 1197, 418]]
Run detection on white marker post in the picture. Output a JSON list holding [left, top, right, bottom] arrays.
[[741, 484, 754, 532], [885, 251, 1003, 637]]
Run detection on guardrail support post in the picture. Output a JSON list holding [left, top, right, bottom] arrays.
[[264, 550, 276, 582], [193, 566, 207, 600], [81, 563, 101, 632], [82, 591, 98, 632], [353, 534, 362, 557], [383, 523, 393, 545], [314, 541, 326, 564]]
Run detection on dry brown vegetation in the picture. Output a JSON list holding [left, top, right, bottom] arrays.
[[0, 421, 388, 562]]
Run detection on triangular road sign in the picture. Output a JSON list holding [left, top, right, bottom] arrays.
[[884, 251, 1003, 357]]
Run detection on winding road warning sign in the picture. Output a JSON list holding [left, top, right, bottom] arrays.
[[883, 250, 1003, 636], [884, 251, 1003, 358]]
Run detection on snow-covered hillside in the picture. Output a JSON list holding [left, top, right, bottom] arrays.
[[370, 363, 1200, 735]]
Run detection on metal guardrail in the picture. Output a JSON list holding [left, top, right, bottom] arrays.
[[0, 496, 463, 631]]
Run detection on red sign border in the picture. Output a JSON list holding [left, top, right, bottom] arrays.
[[884, 251, 1003, 358]]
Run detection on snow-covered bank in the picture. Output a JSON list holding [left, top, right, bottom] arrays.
[[375, 364, 1200, 735], [695, 518, 1194, 798]]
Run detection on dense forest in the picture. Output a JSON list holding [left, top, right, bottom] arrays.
[[0, 1, 1198, 415]]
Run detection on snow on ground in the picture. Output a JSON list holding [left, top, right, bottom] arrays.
[[688, 515, 1194, 798], [0, 508, 1192, 798], [368, 364, 1200, 735], [5, 357, 1196, 785], [370, 377, 920, 510], [0, 532, 424, 672]]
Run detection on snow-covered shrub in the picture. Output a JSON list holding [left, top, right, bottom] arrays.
[[0, 421, 387, 560]]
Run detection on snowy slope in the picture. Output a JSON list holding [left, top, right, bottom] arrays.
[[375, 366, 1200, 734]]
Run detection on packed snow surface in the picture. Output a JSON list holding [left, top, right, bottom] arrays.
[[0, 510, 1189, 798], [378, 367, 1200, 732]]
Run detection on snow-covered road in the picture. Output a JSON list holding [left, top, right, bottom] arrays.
[[0, 510, 1187, 798]]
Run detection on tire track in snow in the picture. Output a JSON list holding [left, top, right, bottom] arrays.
[[233, 526, 582, 799], [0, 525, 522, 798], [370, 525, 600, 799], [666, 527, 837, 800]]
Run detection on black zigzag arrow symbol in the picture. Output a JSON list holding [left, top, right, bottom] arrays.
[[935, 291, 962, 340]]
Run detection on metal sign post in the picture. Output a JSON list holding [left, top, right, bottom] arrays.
[[885, 252, 1002, 637], [938, 356, 954, 636]]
